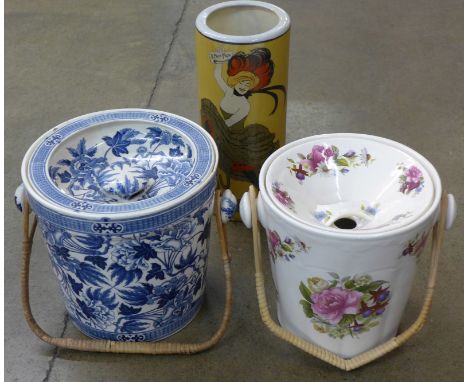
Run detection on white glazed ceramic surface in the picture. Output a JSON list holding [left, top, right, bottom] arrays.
[[250, 134, 444, 358], [265, 135, 435, 234], [196, 0, 290, 44]]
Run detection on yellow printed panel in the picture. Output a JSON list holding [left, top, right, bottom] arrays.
[[196, 31, 290, 202]]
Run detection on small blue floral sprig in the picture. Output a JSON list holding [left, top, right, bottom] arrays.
[[314, 210, 332, 223], [267, 229, 308, 262], [360, 202, 379, 216]]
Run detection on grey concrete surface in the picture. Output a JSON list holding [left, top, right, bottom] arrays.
[[5, 0, 463, 381]]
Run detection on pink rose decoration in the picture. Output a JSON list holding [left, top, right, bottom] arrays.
[[301, 145, 335, 171], [275, 189, 289, 205], [272, 182, 294, 209], [311, 287, 363, 324], [272, 183, 297, 212], [268, 230, 281, 249], [405, 165, 422, 181], [400, 165, 424, 194]]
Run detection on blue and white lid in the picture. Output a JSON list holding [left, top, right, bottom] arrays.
[[22, 109, 218, 218]]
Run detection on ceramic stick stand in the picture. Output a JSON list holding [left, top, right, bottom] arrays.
[[196, 1, 290, 201]]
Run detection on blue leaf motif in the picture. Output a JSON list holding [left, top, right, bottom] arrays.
[[193, 207, 208, 225], [76, 288, 118, 329], [120, 284, 153, 306], [119, 303, 142, 316], [145, 128, 172, 146], [198, 221, 211, 245], [119, 128, 140, 140], [50, 245, 71, 260], [172, 134, 185, 147], [86, 145, 98, 157], [109, 263, 143, 285], [133, 242, 158, 261], [153, 279, 183, 309], [146, 263, 165, 281], [68, 275, 83, 294], [160, 131, 172, 145], [101, 132, 113, 145], [77, 138, 87, 154], [67, 138, 97, 158], [87, 288, 118, 309], [67, 142, 81, 157], [131, 138, 147, 145], [169, 146, 183, 157], [102, 130, 132, 157], [58, 171, 71, 183], [58, 159, 71, 166], [75, 263, 108, 286], [193, 277, 203, 295], [84, 255, 107, 270], [75, 234, 104, 249], [138, 167, 158, 181], [175, 248, 197, 270], [49, 166, 60, 179], [145, 127, 162, 146]]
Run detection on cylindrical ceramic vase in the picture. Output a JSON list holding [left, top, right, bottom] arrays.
[[196, 1, 290, 200]]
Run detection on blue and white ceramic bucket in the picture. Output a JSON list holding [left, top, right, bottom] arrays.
[[19, 109, 221, 342]]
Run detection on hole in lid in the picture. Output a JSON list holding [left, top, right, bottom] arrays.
[[333, 217, 357, 230]]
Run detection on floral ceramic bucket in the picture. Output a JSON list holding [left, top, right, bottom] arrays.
[[16, 109, 237, 342], [239, 133, 456, 359]]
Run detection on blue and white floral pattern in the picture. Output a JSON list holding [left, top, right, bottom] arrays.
[[14, 183, 25, 212], [220, 189, 237, 223], [49, 127, 194, 203], [38, 199, 213, 341], [28, 110, 215, 214]]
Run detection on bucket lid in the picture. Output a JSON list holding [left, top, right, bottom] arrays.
[[22, 109, 218, 218], [263, 134, 440, 234]]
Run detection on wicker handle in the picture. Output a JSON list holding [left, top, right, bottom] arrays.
[[21, 191, 232, 354], [248, 185, 448, 371]]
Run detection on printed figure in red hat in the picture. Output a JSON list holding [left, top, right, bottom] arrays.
[[201, 47, 286, 188]]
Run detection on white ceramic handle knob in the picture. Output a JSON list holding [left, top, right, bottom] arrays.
[[220, 189, 237, 224], [240, 192, 252, 229], [445, 193, 456, 231], [14, 183, 25, 212]]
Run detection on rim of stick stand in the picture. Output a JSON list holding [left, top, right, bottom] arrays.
[[20, 190, 233, 354], [248, 185, 447, 371]]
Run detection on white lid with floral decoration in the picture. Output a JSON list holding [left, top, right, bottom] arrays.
[[262, 134, 440, 234]]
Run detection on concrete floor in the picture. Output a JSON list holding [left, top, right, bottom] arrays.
[[5, 0, 463, 381]]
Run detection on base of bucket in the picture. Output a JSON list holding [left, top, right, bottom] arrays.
[[68, 297, 204, 342]]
